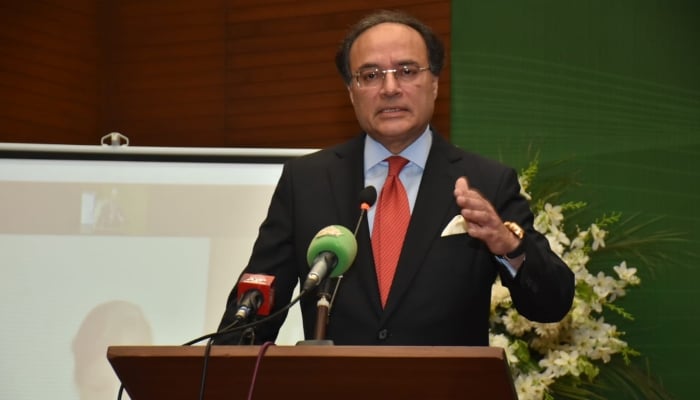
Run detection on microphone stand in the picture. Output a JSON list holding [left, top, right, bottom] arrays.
[[297, 187, 376, 347], [313, 277, 332, 340], [296, 277, 334, 346]]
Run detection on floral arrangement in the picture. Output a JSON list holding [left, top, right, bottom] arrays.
[[489, 158, 671, 400]]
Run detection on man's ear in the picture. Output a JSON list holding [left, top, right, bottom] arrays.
[[348, 85, 355, 105], [432, 76, 439, 100]]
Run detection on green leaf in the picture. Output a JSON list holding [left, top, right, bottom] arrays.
[[604, 302, 634, 321]]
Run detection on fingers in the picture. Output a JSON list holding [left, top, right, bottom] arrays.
[[453, 176, 498, 228], [454, 176, 471, 208], [454, 176, 469, 192], [454, 176, 490, 214], [453, 177, 515, 255]]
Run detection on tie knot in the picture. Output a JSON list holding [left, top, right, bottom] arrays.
[[386, 156, 409, 177]]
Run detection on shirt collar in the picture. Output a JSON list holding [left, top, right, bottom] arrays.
[[364, 127, 432, 173]]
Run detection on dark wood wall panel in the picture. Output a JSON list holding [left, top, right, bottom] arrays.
[[225, 0, 451, 148], [101, 0, 228, 147], [0, 1, 99, 143], [0, 0, 450, 148]]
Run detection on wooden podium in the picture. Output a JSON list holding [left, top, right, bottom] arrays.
[[108, 345, 518, 400]]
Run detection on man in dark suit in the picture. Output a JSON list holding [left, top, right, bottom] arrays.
[[215, 10, 574, 346]]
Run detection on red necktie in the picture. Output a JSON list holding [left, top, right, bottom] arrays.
[[372, 156, 410, 308]]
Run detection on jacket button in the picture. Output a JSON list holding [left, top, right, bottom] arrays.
[[377, 329, 389, 340]]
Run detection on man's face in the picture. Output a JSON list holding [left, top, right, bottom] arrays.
[[347, 23, 439, 154]]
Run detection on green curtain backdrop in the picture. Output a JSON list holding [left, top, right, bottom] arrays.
[[451, 1, 699, 398]]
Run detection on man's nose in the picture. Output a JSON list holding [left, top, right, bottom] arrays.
[[380, 71, 401, 95]]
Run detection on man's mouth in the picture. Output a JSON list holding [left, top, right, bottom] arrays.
[[378, 107, 407, 114]]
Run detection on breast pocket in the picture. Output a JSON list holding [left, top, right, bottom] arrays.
[[433, 233, 496, 291]]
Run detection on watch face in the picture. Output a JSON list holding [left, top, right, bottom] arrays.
[[504, 221, 524, 239]]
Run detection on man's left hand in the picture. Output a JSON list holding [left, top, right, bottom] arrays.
[[453, 176, 521, 257]]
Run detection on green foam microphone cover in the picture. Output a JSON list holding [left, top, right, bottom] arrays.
[[306, 225, 358, 277]]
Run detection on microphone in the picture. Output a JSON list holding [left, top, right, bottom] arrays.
[[354, 186, 377, 235], [302, 225, 357, 291], [359, 185, 377, 209], [299, 187, 374, 345], [234, 273, 275, 320]]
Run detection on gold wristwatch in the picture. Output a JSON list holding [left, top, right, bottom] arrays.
[[503, 221, 525, 259]]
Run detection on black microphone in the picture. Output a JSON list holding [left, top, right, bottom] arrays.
[[234, 273, 275, 320], [234, 290, 263, 320], [354, 186, 377, 236]]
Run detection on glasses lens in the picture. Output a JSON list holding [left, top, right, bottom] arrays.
[[396, 65, 420, 81], [355, 65, 427, 87], [358, 69, 381, 86]]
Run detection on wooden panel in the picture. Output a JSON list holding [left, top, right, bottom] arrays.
[[0, 1, 99, 143], [225, 0, 451, 148], [0, 0, 450, 148], [98, 0, 227, 147]]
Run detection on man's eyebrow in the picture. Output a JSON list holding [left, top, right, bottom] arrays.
[[355, 63, 380, 71], [395, 60, 421, 66], [355, 61, 420, 70]]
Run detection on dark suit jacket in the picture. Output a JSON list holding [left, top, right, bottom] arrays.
[[216, 132, 574, 346]]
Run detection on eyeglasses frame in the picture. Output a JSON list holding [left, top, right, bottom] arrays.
[[352, 64, 431, 88]]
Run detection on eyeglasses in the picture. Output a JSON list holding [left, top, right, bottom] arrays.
[[353, 64, 431, 88]]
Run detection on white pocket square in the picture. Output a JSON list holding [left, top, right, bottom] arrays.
[[441, 215, 469, 237]]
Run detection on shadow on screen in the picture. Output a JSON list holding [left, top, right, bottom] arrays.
[[72, 300, 152, 400]]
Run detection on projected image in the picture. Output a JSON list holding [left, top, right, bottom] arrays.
[[80, 186, 147, 234]]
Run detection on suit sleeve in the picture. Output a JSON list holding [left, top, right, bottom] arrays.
[[494, 168, 575, 323]]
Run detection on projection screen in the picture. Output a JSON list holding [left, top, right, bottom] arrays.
[[0, 143, 313, 400]]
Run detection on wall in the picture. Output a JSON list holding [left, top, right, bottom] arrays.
[[451, 1, 699, 398], [0, 1, 99, 143], [0, 0, 451, 148]]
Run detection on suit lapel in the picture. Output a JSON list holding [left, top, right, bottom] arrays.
[[328, 135, 365, 229], [382, 133, 464, 318], [328, 134, 385, 316]]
